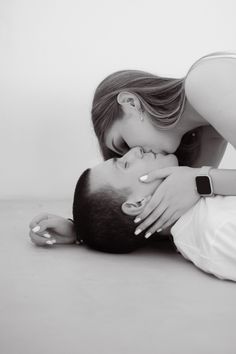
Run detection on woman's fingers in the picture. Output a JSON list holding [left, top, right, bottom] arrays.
[[34, 219, 55, 233], [134, 189, 163, 224], [139, 167, 172, 183], [158, 212, 180, 233], [143, 211, 178, 238], [134, 202, 167, 236]]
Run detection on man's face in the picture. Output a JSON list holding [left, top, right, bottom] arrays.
[[90, 147, 178, 200]]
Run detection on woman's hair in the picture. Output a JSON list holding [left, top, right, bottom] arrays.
[[91, 69, 201, 165], [92, 70, 201, 166]]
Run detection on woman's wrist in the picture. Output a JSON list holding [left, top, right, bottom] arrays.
[[194, 167, 236, 197]]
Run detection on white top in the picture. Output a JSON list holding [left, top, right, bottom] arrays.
[[171, 195, 236, 281]]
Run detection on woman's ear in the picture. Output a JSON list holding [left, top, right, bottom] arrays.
[[117, 92, 141, 111], [121, 195, 151, 216]]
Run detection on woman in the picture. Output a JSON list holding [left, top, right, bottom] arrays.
[[29, 51, 236, 246]]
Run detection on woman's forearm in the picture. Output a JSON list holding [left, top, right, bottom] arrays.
[[210, 168, 236, 196]]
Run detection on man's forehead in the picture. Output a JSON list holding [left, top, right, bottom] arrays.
[[89, 161, 131, 196], [89, 160, 114, 192]]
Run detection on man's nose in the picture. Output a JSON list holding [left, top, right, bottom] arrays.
[[129, 147, 144, 159], [120, 147, 143, 163]]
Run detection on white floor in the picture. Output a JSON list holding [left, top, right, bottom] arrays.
[[1, 200, 236, 354]]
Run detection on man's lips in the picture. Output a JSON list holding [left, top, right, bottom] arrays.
[[138, 147, 167, 160]]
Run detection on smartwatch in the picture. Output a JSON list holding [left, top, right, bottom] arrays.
[[195, 166, 214, 197]]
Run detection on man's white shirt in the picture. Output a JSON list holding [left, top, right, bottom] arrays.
[[171, 195, 236, 281]]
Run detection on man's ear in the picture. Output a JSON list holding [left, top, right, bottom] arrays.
[[121, 195, 151, 216], [117, 92, 141, 111]]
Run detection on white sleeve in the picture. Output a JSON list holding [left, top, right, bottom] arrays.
[[171, 196, 236, 281], [209, 219, 236, 281]]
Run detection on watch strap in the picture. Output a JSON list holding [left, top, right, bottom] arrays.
[[199, 166, 212, 176], [196, 166, 214, 196]]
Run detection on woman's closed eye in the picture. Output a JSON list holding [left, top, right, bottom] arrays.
[[112, 139, 130, 155]]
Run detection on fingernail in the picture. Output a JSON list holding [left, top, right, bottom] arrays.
[[145, 232, 152, 239], [43, 232, 51, 239], [134, 228, 142, 235], [140, 175, 148, 182], [134, 217, 141, 223], [46, 239, 56, 245], [157, 228, 162, 233], [32, 225, 40, 233]]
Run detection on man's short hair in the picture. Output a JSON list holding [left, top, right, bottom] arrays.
[[72, 169, 148, 253]]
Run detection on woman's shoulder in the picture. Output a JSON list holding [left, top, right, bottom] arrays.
[[183, 51, 236, 145], [185, 51, 236, 77], [184, 51, 236, 97]]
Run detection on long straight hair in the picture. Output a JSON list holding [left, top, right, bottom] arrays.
[[91, 69, 200, 165]]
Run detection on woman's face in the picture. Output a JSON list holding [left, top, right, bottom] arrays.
[[105, 109, 182, 156], [90, 147, 178, 197]]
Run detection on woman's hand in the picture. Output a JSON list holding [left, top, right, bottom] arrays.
[[134, 166, 201, 238], [29, 213, 77, 247]]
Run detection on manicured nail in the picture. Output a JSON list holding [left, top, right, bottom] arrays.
[[157, 228, 162, 233], [134, 228, 142, 235], [32, 225, 40, 233], [134, 217, 141, 223], [145, 232, 152, 239], [140, 175, 148, 182], [46, 239, 56, 245], [43, 232, 51, 239]]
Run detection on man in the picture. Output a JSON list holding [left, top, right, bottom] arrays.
[[72, 148, 179, 253], [30, 147, 236, 281]]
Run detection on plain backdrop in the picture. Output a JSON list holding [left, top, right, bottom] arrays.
[[1, 0, 236, 199]]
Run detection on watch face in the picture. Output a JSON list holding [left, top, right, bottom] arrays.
[[196, 176, 212, 195]]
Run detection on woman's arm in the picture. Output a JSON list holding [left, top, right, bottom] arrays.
[[191, 127, 236, 195], [127, 53, 236, 237], [185, 53, 236, 196], [185, 53, 236, 148], [210, 168, 236, 196], [191, 126, 228, 168]]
